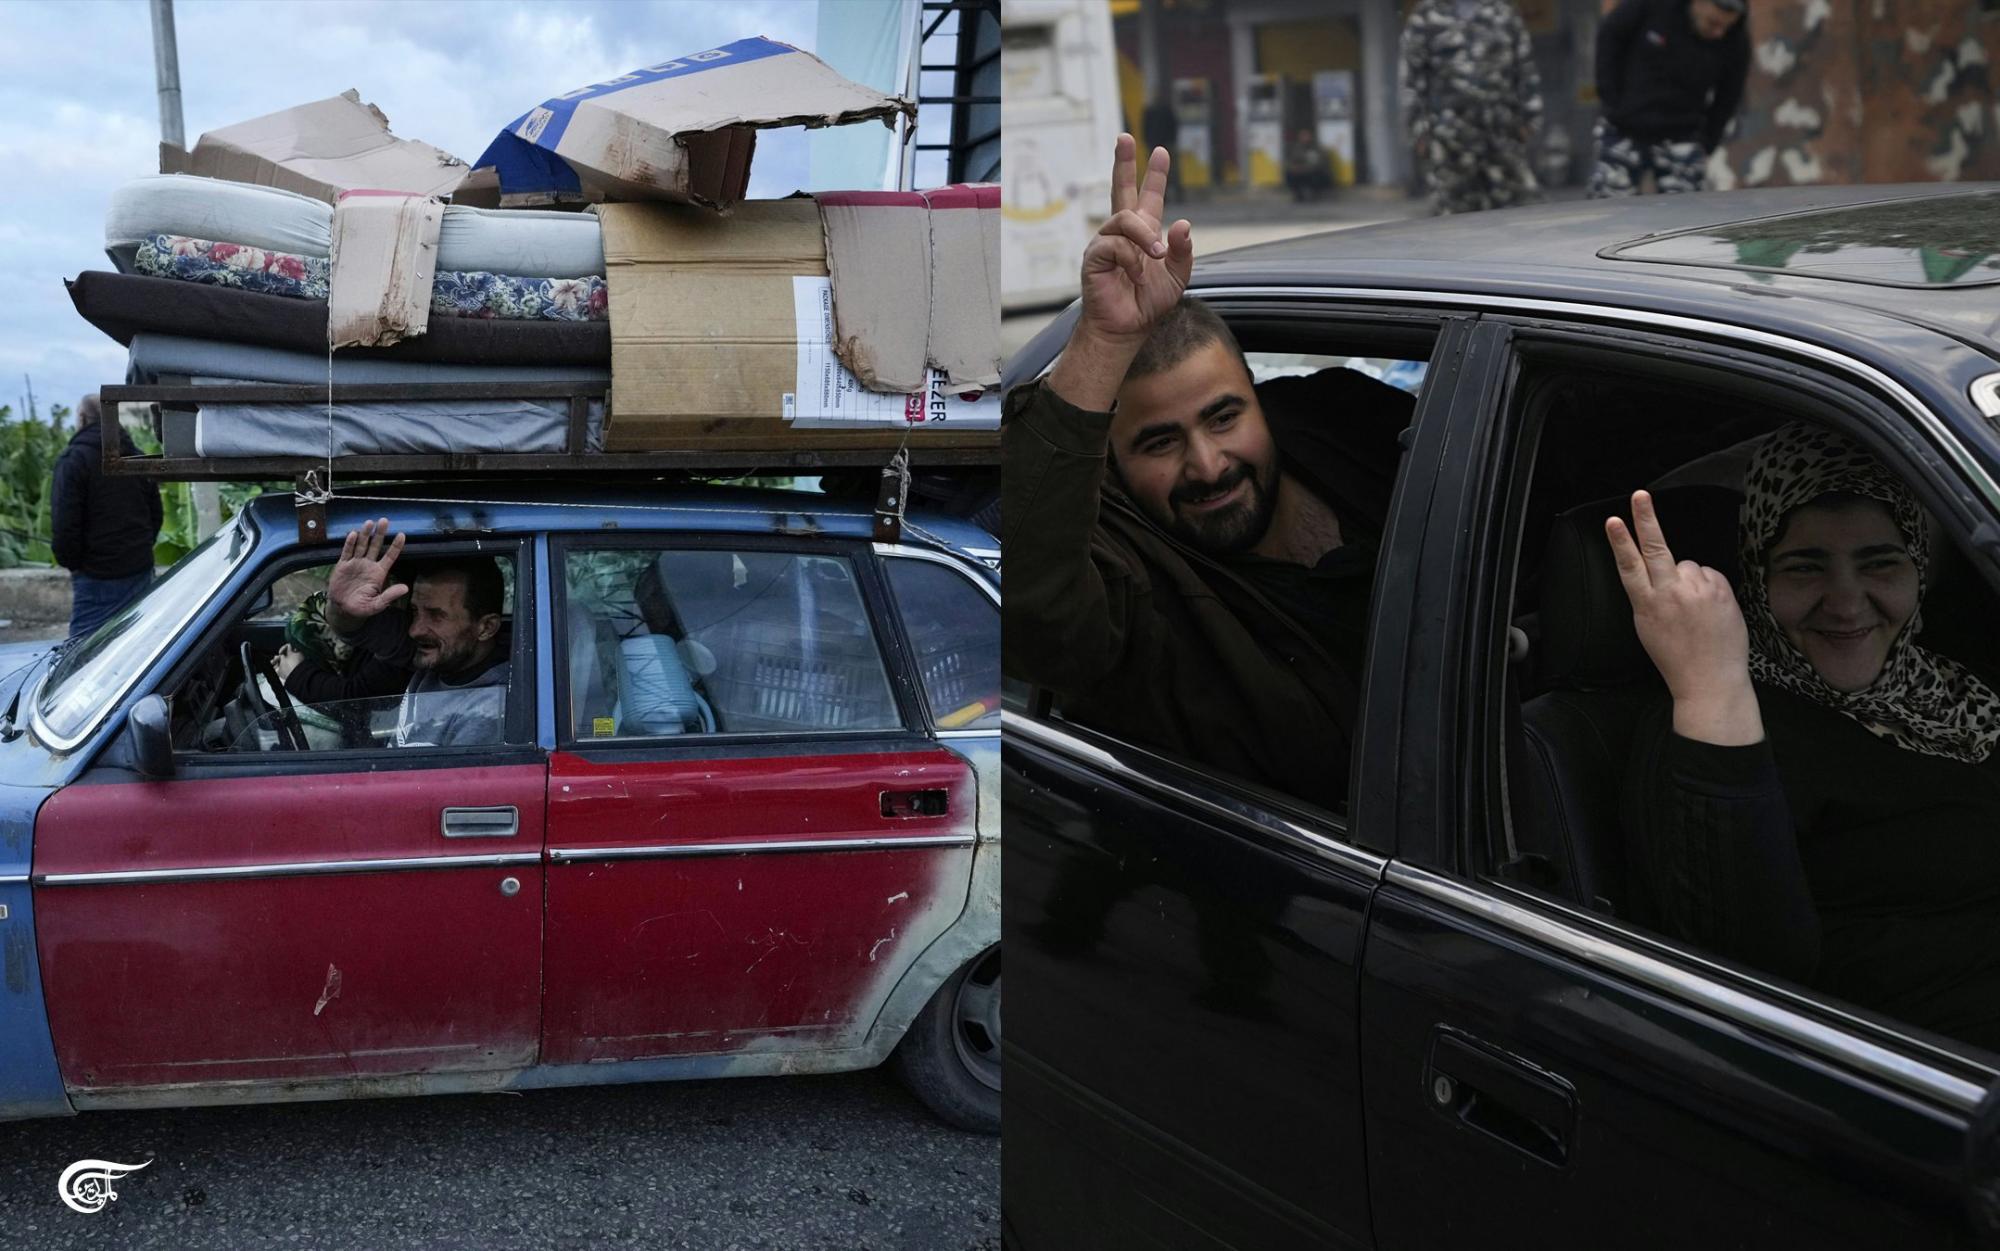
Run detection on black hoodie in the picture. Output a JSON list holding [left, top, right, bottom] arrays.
[[1596, 0, 1750, 150], [50, 422, 162, 579]]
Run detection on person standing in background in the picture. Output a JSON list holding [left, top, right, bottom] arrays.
[[1400, 0, 1544, 216], [51, 393, 161, 638], [1590, 0, 1750, 197]]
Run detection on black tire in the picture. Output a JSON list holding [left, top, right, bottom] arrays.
[[892, 945, 1001, 1134]]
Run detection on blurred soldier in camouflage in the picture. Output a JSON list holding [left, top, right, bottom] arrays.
[[1400, 0, 1543, 216]]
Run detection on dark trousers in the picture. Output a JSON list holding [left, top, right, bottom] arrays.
[[69, 569, 152, 639]]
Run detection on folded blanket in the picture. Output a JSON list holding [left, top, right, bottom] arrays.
[[134, 233, 330, 300], [69, 271, 611, 366]]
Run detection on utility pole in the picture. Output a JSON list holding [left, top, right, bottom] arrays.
[[149, 0, 184, 151], [149, 0, 221, 539]]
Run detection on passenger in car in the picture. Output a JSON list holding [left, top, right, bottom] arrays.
[[1609, 423, 2000, 1049], [1003, 135, 1412, 807], [275, 519, 510, 748]]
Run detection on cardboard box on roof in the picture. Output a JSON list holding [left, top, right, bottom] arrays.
[[814, 185, 1002, 393], [166, 90, 472, 204], [474, 37, 913, 210], [597, 199, 998, 454]]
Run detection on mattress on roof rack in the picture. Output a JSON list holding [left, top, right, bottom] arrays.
[[105, 175, 605, 278]]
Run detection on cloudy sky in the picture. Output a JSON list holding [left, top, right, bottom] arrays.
[[0, 0, 903, 425]]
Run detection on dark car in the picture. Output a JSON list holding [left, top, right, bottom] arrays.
[[1002, 186, 2000, 1247], [0, 484, 1001, 1133]]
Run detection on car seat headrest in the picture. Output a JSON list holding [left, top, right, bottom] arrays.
[[1538, 484, 1744, 688]]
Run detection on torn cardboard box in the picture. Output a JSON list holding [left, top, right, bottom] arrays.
[[168, 90, 471, 204], [813, 185, 1002, 393], [475, 37, 912, 210], [328, 191, 443, 349], [597, 199, 997, 453]]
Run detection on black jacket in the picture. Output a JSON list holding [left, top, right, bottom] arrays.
[[1627, 683, 2000, 1051], [50, 422, 162, 579], [1596, 0, 1750, 150], [1002, 368, 1412, 810]]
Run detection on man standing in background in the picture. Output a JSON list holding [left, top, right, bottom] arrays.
[[1590, 0, 1750, 196], [51, 393, 161, 638], [1400, 0, 1544, 215]]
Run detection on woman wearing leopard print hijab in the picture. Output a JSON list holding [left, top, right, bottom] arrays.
[[1611, 422, 2000, 1051], [1736, 423, 2000, 762]]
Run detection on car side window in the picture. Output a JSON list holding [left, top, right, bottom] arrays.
[[883, 556, 1000, 731], [169, 550, 519, 754], [562, 546, 901, 741], [1489, 345, 2000, 1058], [1024, 331, 1433, 822]]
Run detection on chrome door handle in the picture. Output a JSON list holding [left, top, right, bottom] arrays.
[[441, 806, 519, 838]]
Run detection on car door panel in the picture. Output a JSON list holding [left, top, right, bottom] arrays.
[[541, 745, 975, 1064], [1361, 880, 1970, 1249], [1003, 723, 1378, 1251], [33, 762, 546, 1089], [1361, 316, 1981, 1248]]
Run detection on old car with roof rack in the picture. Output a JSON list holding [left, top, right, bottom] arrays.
[[0, 478, 1000, 1133]]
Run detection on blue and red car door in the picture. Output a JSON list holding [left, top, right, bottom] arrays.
[[538, 538, 976, 1066], [32, 754, 547, 1093]]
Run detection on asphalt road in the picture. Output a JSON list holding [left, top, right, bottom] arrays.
[[0, 1069, 999, 1251]]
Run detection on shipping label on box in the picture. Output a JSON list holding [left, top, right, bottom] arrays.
[[784, 277, 997, 429]]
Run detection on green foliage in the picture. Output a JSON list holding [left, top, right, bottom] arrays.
[[0, 387, 272, 568], [0, 401, 70, 569]]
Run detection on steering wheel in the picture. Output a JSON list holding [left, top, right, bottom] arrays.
[[238, 642, 307, 751]]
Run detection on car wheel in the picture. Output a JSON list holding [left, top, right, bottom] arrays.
[[893, 944, 1000, 1134]]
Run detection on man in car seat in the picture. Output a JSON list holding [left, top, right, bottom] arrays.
[[1002, 136, 1413, 809], [274, 519, 509, 747]]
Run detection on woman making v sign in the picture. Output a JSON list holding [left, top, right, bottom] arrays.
[[1612, 422, 2000, 1051]]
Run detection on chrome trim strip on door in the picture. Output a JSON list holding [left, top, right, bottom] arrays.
[[1387, 862, 1989, 1114], [36, 852, 542, 887], [0, 874, 26, 885], [548, 834, 975, 864], [1001, 711, 1385, 878], [1195, 285, 2000, 513]]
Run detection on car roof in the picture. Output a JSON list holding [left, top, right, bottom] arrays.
[[241, 480, 996, 561], [1196, 184, 2000, 352]]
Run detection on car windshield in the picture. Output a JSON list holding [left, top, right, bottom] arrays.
[[1606, 192, 2000, 288], [34, 518, 252, 746]]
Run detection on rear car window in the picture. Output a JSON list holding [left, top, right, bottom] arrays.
[[563, 547, 901, 740]]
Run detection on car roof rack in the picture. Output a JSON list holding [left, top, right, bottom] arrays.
[[99, 381, 995, 543]]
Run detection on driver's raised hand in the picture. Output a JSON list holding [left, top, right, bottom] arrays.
[[1605, 490, 1764, 746], [1048, 134, 1195, 412], [325, 518, 409, 633]]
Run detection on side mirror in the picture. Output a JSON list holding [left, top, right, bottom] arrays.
[[126, 695, 174, 780], [1966, 1079, 2000, 1249]]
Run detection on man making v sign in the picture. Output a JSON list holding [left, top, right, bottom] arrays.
[[1001, 136, 1415, 808]]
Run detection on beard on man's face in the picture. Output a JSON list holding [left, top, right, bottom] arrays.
[[1164, 457, 1278, 555]]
